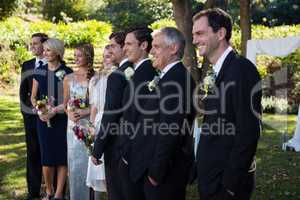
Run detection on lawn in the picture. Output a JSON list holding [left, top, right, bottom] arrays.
[[0, 94, 300, 200]]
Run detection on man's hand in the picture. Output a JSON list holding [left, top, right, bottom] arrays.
[[91, 155, 103, 166], [148, 176, 158, 186]]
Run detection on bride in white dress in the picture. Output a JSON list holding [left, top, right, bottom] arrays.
[[283, 104, 300, 152], [86, 45, 116, 199]]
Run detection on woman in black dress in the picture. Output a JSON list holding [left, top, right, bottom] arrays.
[[31, 38, 73, 200]]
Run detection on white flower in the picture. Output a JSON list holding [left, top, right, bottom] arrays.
[[147, 75, 160, 92], [201, 71, 216, 98], [55, 70, 66, 81], [124, 67, 134, 80]]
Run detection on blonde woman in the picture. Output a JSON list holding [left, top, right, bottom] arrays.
[[87, 45, 116, 200], [31, 38, 72, 200], [63, 43, 95, 200]]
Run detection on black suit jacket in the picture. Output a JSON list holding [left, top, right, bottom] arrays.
[[130, 62, 196, 183], [92, 61, 132, 165], [196, 51, 262, 195], [20, 58, 36, 115], [120, 59, 157, 161]]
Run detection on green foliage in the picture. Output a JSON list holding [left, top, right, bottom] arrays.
[[0, 16, 112, 83], [93, 0, 173, 31], [0, 0, 19, 20], [149, 19, 176, 30], [42, 0, 89, 22], [252, 0, 300, 26]]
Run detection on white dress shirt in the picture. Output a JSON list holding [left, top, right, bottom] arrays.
[[160, 60, 181, 79], [212, 46, 233, 76]]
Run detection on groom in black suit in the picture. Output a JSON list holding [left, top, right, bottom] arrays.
[[118, 27, 157, 200], [192, 8, 262, 200], [20, 33, 48, 200], [91, 31, 132, 200], [129, 27, 196, 200]]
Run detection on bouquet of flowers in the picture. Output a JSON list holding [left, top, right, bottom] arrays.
[[35, 96, 54, 128], [72, 119, 95, 154], [67, 96, 87, 111]]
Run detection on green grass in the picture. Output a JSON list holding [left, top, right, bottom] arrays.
[[0, 95, 300, 199]]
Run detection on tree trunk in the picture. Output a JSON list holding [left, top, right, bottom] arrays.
[[240, 0, 251, 56], [171, 0, 200, 82]]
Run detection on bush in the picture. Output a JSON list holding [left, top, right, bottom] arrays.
[[0, 16, 112, 84], [262, 96, 290, 114]]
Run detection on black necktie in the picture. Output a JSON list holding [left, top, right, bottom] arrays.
[[38, 60, 43, 68]]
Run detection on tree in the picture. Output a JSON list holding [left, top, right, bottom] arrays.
[[171, 0, 199, 82], [240, 0, 251, 56], [0, 0, 18, 20]]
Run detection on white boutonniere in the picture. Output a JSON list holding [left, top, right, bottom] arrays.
[[124, 67, 134, 80], [55, 70, 66, 81], [202, 70, 217, 98], [147, 75, 160, 92]]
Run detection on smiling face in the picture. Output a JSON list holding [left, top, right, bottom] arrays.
[[30, 37, 44, 57], [124, 32, 146, 64], [192, 16, 220, 60], [43, 44, 59, 63], [74, 49, 88, 68], [150, 33, 174, 70]]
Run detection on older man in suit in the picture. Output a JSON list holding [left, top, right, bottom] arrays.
[[129, 27, 196, 200], [20, 32, 48, 200], [193, 8, 262, 200]]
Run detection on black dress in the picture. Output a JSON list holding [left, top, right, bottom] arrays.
[[33, 63, 73, 166]]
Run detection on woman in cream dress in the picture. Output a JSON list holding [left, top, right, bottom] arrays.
[[86, 45, 116, 200]]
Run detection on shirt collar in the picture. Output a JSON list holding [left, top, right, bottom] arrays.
[[35, 58, 47, 68], [134, 58, 150, 71], [119, 58, 129, 67], [160, 60, 181, 79], [213, 46, 233, 76]]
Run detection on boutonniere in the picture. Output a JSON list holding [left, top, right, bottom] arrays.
[[202, 70, 217, 98], [147, 75, 160, 92], [55, 70, 66, 81], [124, 67, 134, 80]]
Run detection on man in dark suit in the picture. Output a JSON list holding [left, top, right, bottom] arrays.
[[91, 31, 132, 200], [192, 8, 262, 200], [117, 27, 157, 200], [129, 27, 196, 200], [20, 33, 48, 200]]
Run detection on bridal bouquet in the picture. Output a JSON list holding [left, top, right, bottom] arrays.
[[35, 96, 54, 128], [72, 119, 95, 154], [67, 96, 87, 111]]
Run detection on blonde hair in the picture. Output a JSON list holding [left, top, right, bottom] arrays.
[[43, 38, 65, 61], [75, 43, 95, 80]]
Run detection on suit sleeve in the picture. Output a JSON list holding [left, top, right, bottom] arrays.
[[92, 71, 126, 159], [222, 61, 262, 193], [19, 63, 29, 113], [148, 80, 186, 183]]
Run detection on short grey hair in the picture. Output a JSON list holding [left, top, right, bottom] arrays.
[[152, 27, 185, 59]]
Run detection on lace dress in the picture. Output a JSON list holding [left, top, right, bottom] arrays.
[[86, 74, 108, 192], [67, 74, 90, 200]]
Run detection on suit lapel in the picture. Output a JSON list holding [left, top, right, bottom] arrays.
[[215, 51, 236, 86]]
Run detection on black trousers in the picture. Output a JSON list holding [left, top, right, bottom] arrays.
[[118, 158, 144, 200], [199, 171, 255, 200], [23, 114, 42, 197], [137, 159, 190, 200]]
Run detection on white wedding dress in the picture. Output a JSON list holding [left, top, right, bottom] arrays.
[[283, 104, 300, 152], [67, 74, 90, 200], [86, 74, 108, 192]]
